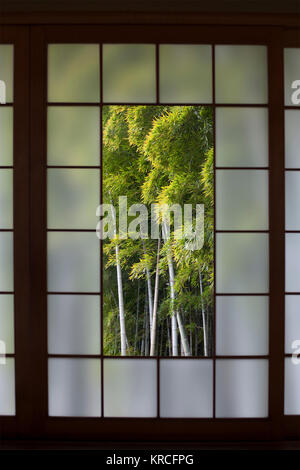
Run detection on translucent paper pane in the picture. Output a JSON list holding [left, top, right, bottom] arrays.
[[160, 360, 213, 417], [0, 232, 13, 291], [286, 234, 300, 292], [48, 358, 101, 417], [47, 169, 100, 229], [0, 107, 13, 166], [48, 44, 100, 103], [216, 170, 268, 230], [216, 359, 268, 417], [104, 359, 157, 417], [0, 358, 15, 415], [216, 296, 269, 356], [48, 295, 100, 355], [286, 172, 300, 229], [215, 45, 268, 104], [216, 107, 268, 167], [285, 296, 300, 353], [103, 44, 156, 103], [216, 233, 269, 293], [0, 295, 14, 354], [285, 111, 300, 168], [48, 232, 100, 292], [0, 170, 13, 229], [0, 45, 13, 103], [47, 107, 100, 166], [285, 357, 300, 414], [159, 45, 212, 103], [284, 48, 300, 106]]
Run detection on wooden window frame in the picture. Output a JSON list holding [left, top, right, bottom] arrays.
[[0, 26, 31, 439], [281, 27, 300, 441], [0, 16, 299, 443]]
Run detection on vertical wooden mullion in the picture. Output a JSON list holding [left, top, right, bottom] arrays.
[[11, 26, 31, 437], [212, 43, 216, 420], [29, 26, 48, 434], [155, 42, 160, 418], [268, 28, 285, 440], [100, 42, 104, 418]]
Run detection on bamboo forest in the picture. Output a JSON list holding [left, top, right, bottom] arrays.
[[102, 105, 214, 356]]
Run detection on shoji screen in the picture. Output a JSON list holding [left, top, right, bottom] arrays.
[[0, 44, 15, 416], [284, 47, 300, 415], [47, 45, 101, 417], [215, 45, 269, 417], [45, 42, 270, 419]]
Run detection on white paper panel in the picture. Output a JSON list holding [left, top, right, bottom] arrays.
[[285, 111, 300, 168], [284, 48, 300, 106], [216, 170, 268, 230], [215, 45, 268, 104], [216, 107, 268, 167], [0, 108, 13, 166], [47, 107, 100, 166], [47, 169, 100, 229], [48, 295, 100, 355], [285, 357, 300, 415], [0, 358, 15, 415], [216, 359, 268, 417], [286, 234, 300, 292], [0, 45, 13, 103], [286, 171, 300, 230], [216, 296, 269, 356], [216, 233, 269, 293], [103, 44, 156, 103], [285, 295, 300, 354], [0, 295, 14, 354], [160, 359, 213, 417], [0, 232, 13, 292], [0, 169, 13, 229], [48, 358, 101, 417], [48, 232, 100, 292], [104, 359, 157, 417], [48, 44, 100, 103], [159, 45, 212, 103]]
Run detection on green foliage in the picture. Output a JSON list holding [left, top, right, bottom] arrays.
[[102, 105, 214, 356]]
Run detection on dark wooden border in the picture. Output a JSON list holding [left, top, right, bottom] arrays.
[[39, 24, 283, 45], [26, 23, 286, 442], [29, 26, 48, 437], [0, 17, 299, 443], [282, 25, 300, 442], [268, 29, 285, 441], [0, 26, 30, 438], [0, 12, 300, 27]]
